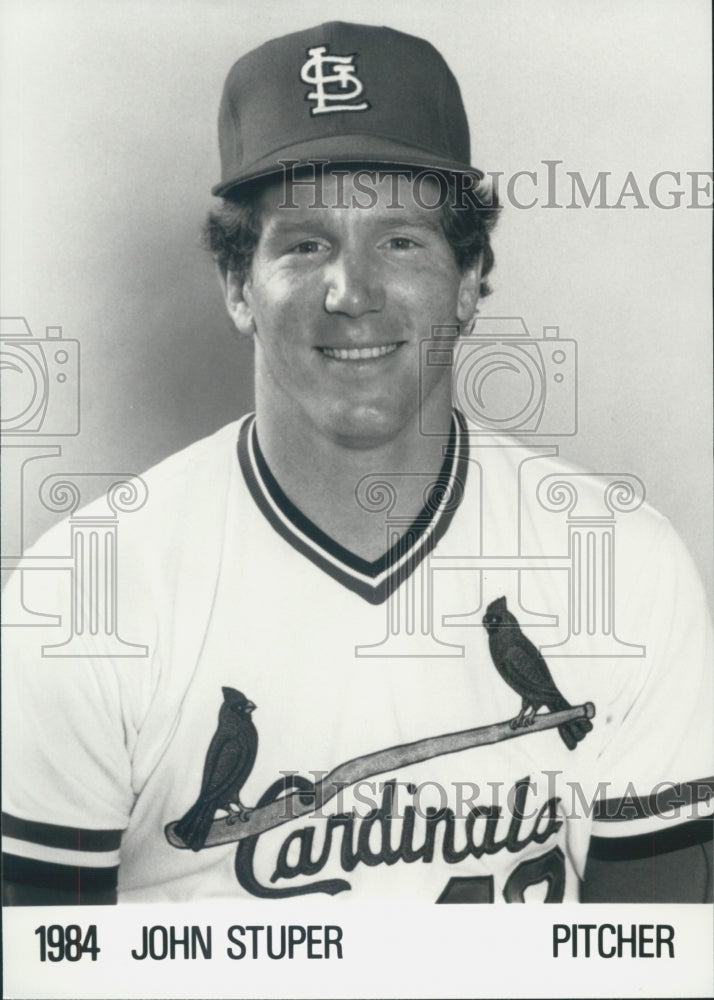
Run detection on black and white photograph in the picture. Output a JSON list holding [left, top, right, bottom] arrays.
[[1, 1, 712, 997]]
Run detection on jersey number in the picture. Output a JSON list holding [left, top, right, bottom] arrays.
[[436, 847, 566, 903]]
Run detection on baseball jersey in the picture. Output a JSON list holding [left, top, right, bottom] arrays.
[[3, 412, 713, 903]]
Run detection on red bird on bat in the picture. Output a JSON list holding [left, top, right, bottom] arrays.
[[174, 687, 258, 851], [483, 597, 593, 751]]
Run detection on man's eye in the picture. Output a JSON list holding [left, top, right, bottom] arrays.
[[384, 237, 419, 250], [290, 240, 325, 255]]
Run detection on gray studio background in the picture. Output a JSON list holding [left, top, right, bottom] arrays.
[[2, 0, 712, 604]]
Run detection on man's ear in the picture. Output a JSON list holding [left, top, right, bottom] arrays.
[[456, 256, 483, 324], [219, 267, 256, 336]]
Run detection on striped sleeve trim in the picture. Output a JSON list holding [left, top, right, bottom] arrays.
[[588, 817, 713, 861], [2, 853, 119, 894], [592, 778, 714, 830], [2, 836, 120, 868], [2, 812, 123, 852]]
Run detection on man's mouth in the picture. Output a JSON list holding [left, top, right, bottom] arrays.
[[318, 343, 401, 361]]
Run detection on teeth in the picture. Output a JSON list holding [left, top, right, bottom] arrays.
[[321, 343, 399, 361]]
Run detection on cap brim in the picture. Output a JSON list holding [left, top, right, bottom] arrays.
[[212, 133, 483, 198]]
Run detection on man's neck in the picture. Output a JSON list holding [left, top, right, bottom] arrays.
[[254, 407, 455, 562]]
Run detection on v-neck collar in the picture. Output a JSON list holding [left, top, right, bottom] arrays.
[[237, 412, 469, 605]]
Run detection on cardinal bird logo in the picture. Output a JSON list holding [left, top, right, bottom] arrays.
[[483, 597, 593, 750], [173, 687, 258, 851]]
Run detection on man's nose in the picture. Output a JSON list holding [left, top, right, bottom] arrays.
[[323, 249, 385, 317]]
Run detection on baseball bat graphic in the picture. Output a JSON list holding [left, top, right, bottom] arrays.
[[166, 702, 595, 849]]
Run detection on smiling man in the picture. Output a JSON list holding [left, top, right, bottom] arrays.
[[217, 170, 483, 558], [3, 22, 712, 906]]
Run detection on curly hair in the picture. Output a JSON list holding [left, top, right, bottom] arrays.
[[202, 170, 500, 297]]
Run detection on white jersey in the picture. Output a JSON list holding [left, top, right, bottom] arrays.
[[3, 413, 713, 903]]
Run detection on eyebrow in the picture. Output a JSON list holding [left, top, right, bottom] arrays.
[[262, 213, 445, 240], [260, 218, 329, 240], [376, 215, 444, 234]]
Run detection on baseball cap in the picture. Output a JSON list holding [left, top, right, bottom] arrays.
[[213, 21, 480, 197]]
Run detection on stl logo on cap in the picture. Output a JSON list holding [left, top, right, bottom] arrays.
[[300, 44, 370, 116]]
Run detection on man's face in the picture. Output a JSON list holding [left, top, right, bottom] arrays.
[[225, 170, 480, 449]]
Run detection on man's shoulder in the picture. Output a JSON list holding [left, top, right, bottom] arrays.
[[4, 419, 250, 628], [17, 418, 248, 566], [138, 418, 244, 496], [466, 425, 667, 526], [459, 420, 675, 570], [111, 418, 249, 557]]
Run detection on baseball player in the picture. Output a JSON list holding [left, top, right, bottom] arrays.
[[3, 22, 712, 905]]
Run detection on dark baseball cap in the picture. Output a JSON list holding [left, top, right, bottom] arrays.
[[213, 21, 481, 197]]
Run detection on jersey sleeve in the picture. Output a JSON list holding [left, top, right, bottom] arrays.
[[2, 429, 237, 902], [1, 528, 150, 899], [588, 517, 713, 844]]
